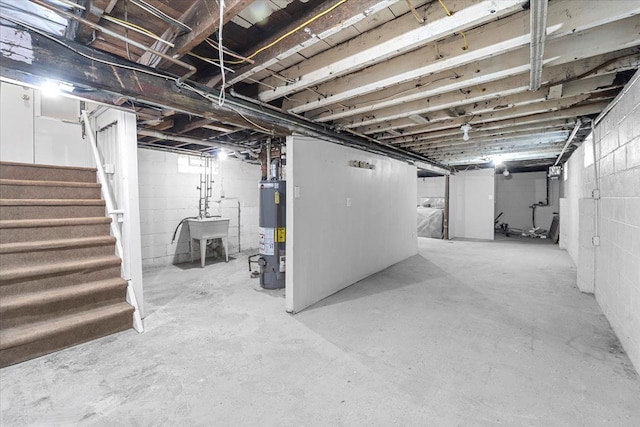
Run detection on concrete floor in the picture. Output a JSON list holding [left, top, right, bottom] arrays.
[[2, 237, 639, 426]]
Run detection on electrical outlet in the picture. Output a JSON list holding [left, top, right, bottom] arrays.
[[294, 186, 300, 198], [592, 236, 600, 246], [592, 189, 600, 199], [346, 197, 352, 207]]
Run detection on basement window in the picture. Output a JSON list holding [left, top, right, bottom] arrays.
[[37, 92, 79, 122], [178, 155, 219, 175], [583, 133, 594, 167]]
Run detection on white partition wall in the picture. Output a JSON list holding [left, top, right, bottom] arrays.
[[285, 135, 418, 313], [449, 169, 495, 240]]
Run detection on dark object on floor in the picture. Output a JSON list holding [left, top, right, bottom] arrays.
[[549, 213, 560, 243]]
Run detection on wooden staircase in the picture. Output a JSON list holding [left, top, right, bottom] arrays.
[[0, 161, 134, 368]]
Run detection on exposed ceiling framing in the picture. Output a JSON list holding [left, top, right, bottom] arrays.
[[1, 0, 638, 173]]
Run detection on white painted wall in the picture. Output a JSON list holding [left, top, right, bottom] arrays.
[[0, 81, 92, 167], [560, 143, 587, 263], [1, 82, 33, 162], [138, 149, 260, 269], [286, 135, 417, 313], [495, 171, 560, 232], [562, 71, 640, 372], [417, 176, 445, 202], [449, 169, 495, 240]]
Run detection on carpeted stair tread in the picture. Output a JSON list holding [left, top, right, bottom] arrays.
[[0, 180, 102, 200], [0, 302, 133, 350], [0, 217, 111, 229], [0, 199, 105, 206], [0, 256, 122, 283], [0, 161, 133, 366], [0, 179, 101, 188], [0, 277, 127, 311], [0, 236, 116, 254], [0, 278, 127, 329], [0, 218, 112, 243], [0, 161, 97, 183]]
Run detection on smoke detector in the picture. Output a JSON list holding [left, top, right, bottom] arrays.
[[461, 123, 472, 141]]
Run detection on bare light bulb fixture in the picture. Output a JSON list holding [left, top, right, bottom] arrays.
[[503, 169, 510, 177], [461, 123, 471, 141], [41, 80, 75, 97]]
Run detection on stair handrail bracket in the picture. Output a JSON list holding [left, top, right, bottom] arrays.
[[81, 110, 143, 333]]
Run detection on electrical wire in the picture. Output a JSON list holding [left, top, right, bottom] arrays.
[[217, 0, 226, 106], [2, 15, 175, 81], [438, 0, 468, 50], [406, 0, 425, 23], [242, 0, 348, 62], [124, 0, 132, 61], [129, 0, 191, 33], [102, 15, 174, 47], [229, 107, 275, 134], [205, 38, 254, 64], [57, 0, 85, 10], [187, 52, 235, 72]]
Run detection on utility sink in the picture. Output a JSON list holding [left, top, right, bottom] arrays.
[[187, 217, 230, 267]]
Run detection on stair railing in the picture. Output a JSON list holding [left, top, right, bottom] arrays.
[[81, 110, 143, 332]]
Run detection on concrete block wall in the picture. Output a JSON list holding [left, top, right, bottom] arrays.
[[495, 172, 559, 232], [138, 149, 260, 269], [562, 71, 640, 371], [591, 73, 640, 372]]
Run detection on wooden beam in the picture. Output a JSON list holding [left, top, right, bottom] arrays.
[[221, 0, 396, 87], [373, 102, 609, 141], [347, 75, 619, 132], [355, 92, 605, 135], [0, 27, 443, 168], [258, 0, 525, 102], [414, 130, 571, 151], [149, 0, 252, 70], [430, 145, 565, 161], [306, 22, 640, 125], [282, 0, 640, 114], [396, 120, 574, 148], [0, 26, 280, 132], [74, 0, 117, 43], [417, 132, 570, 153], [342, 71, 623, 131]]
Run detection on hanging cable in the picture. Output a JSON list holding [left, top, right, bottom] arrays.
[[205, 38, 254, 64], [2, 15, 174, 81], [406, 0, 425, 23], [243, 0, 348, 62], [102, 15, 174, 47], [124, 0, 132, 61], [57, 0, 85, 10], [129, 0, 191, 33], [438, 0, 469, 50], [187, 52, 235, 72], [217, 0, 226, 106]]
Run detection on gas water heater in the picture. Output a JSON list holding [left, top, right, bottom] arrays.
[[258, 180, 286, 289]]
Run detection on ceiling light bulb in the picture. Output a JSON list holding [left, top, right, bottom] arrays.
[[41, 80, 60, 97], [461, 123, 471, 141], [503, 169, 510, 177]]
